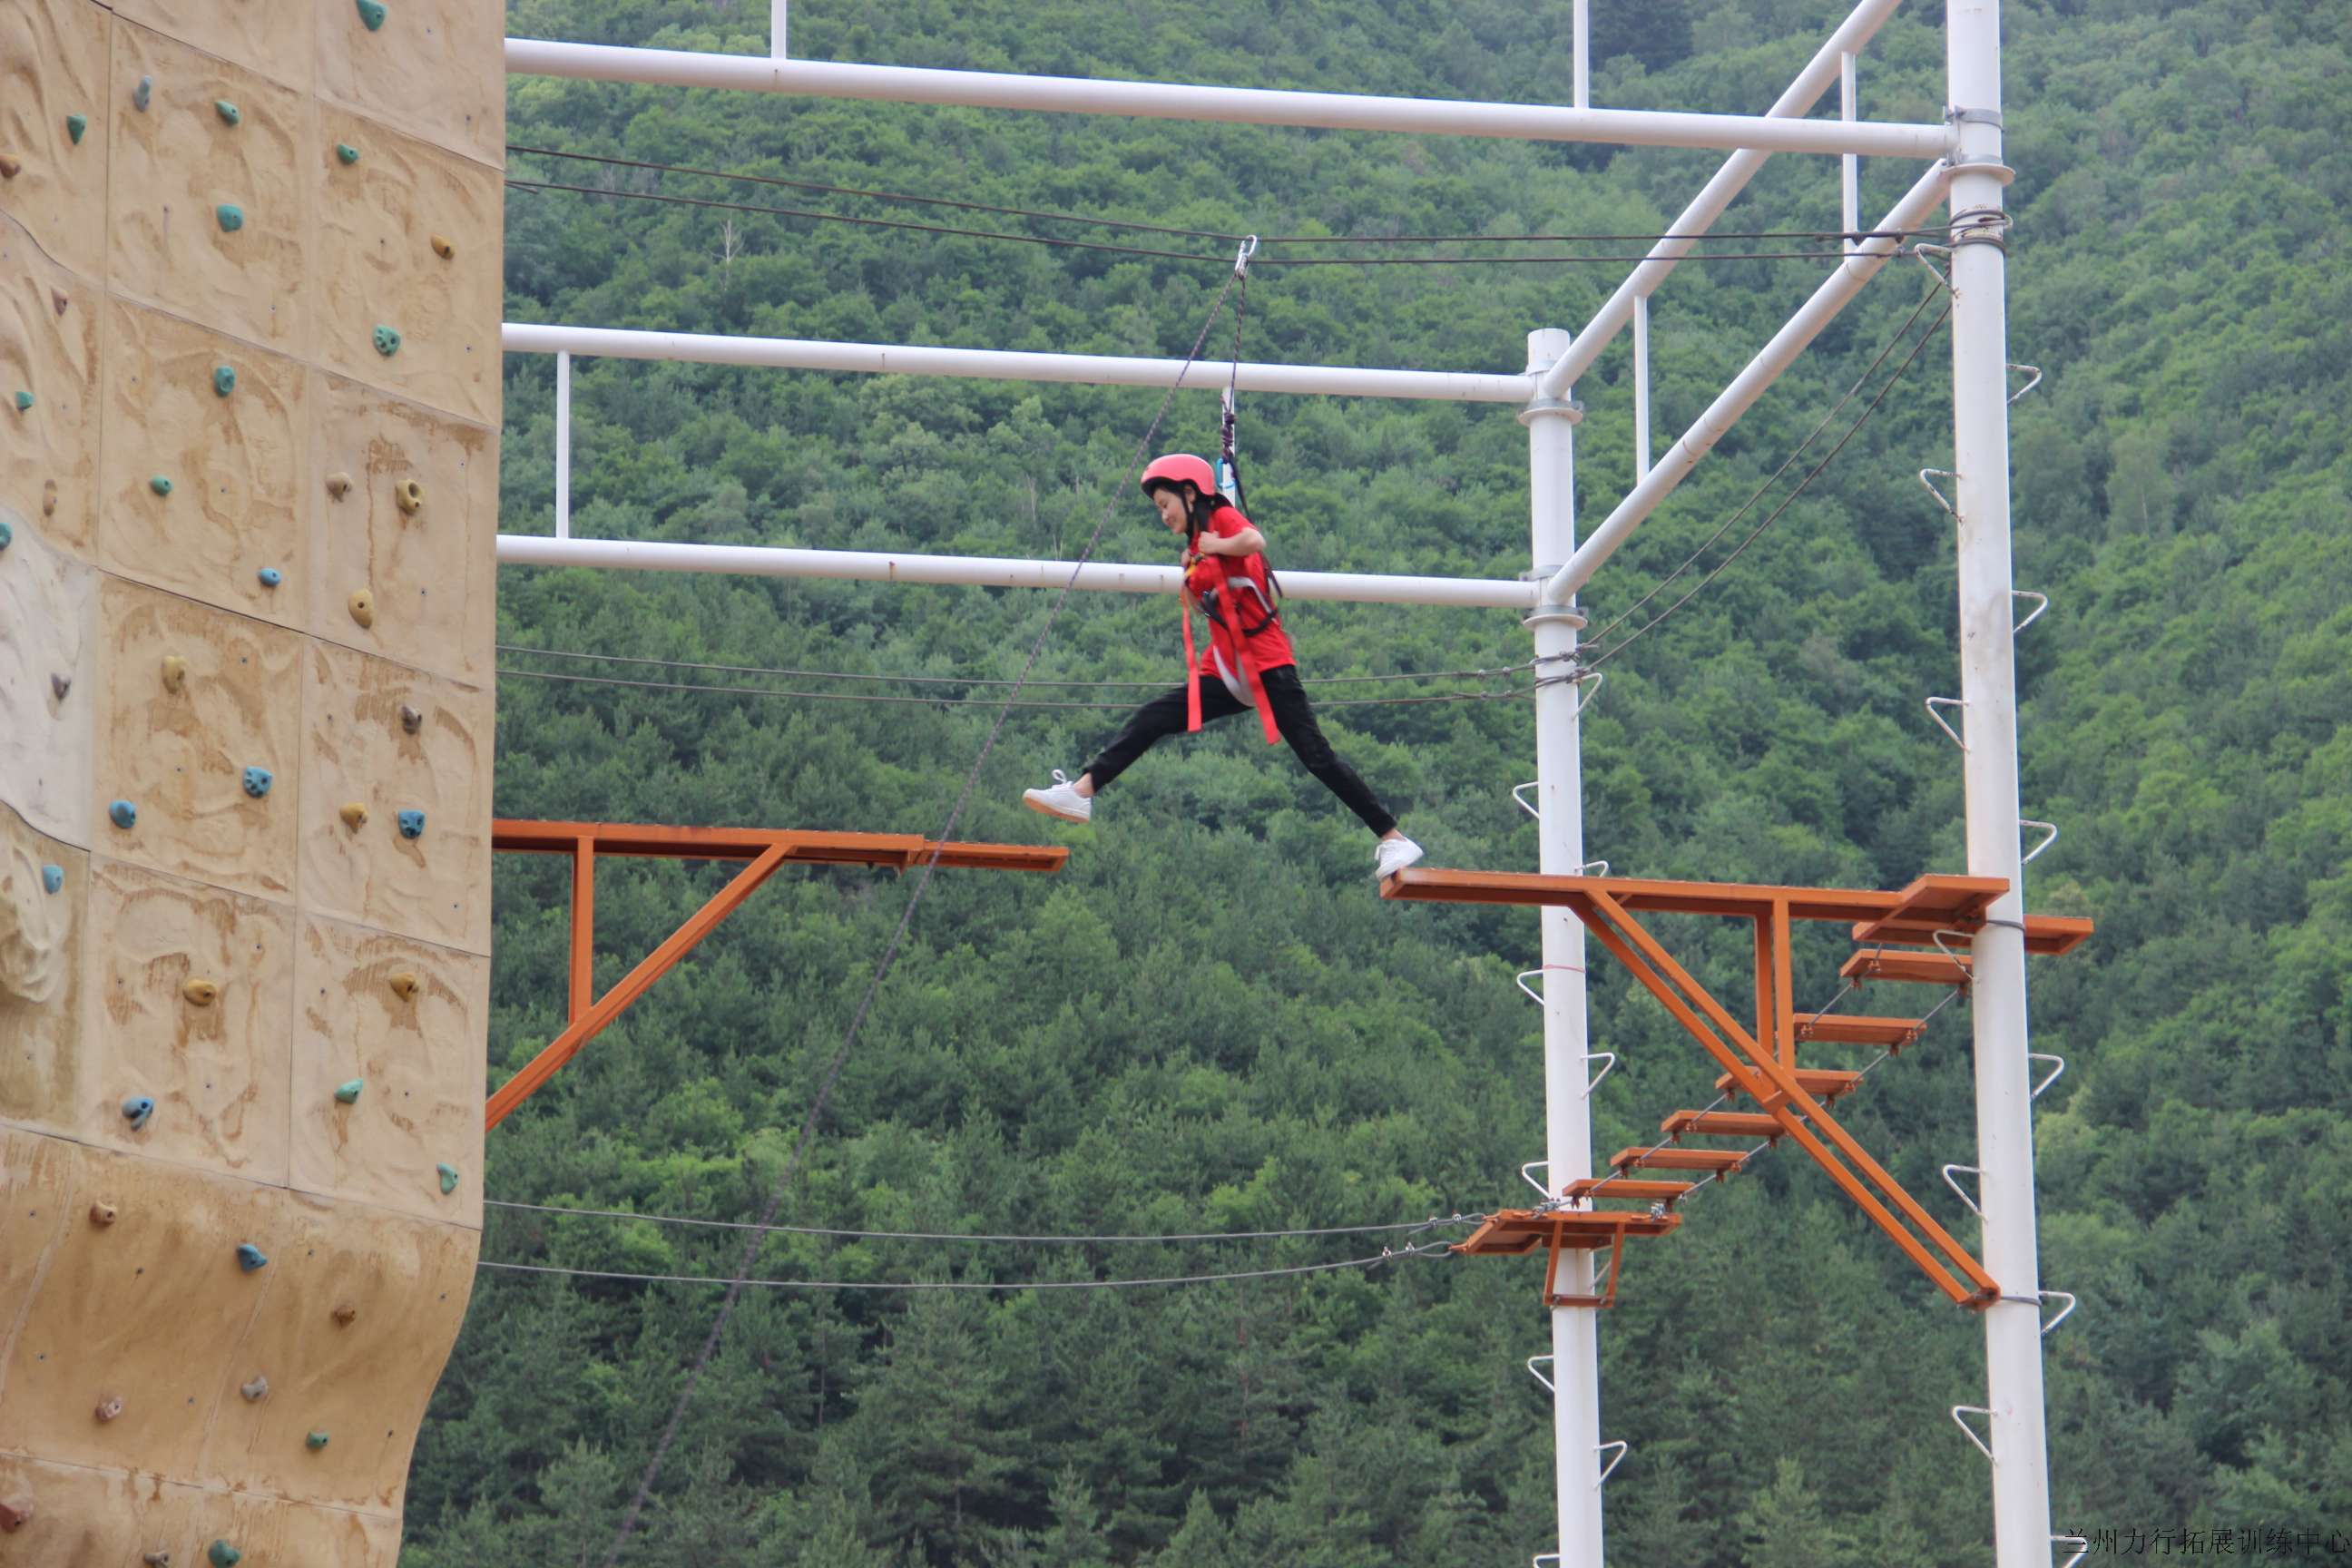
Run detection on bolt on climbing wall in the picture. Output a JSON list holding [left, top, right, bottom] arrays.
[[0, 0, 501, 1557]]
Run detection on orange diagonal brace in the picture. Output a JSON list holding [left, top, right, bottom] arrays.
[[486, 844, 791, 1130], [1579, 889, 1999, 1307], [569, 834, 595, 1024]]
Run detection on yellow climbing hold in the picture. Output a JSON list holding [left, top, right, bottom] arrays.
[[387, 971, 421, 1001], [430, 234, 455, 260], [161, 655, 189, 693], [348, 588, 375, 628], [395, 478, 425, 514], [89, 1200, 117, 1226], [339, 802, 368, 831], [181, 978, 220, 1006]]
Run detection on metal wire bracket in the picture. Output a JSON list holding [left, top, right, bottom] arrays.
[[1596, 1439, 1630, 1488], [2055, 1535, 2091, 1568], [2012, 590, 2049, 632], [1526, 1355, 1555, 1393], [1925, 695, 1969, 750], [2027, 1052, 2066, 1102], [2038, 1289, 2078, 1337], [1513, 781, 1541, 820], [1515, 965, 1585, 1007], [1918, 467, 1958, 516], [1583, 1051, 1618, 1098], [1951, 1404, 1995, 1462], [1942, 1162, 1984, 1218], [2021, 818, 2059, 864], [1520, 1161, 1555, 1202], [2005, 362, 2043, 404], [1578, 858, 1611, 877], [1572, 670, 1604, 718]]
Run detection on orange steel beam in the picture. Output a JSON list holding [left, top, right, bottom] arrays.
[[1383, 867, 2089, 954], [486, 820, 1068, 1129], [1575, 887, 2000, 1307]]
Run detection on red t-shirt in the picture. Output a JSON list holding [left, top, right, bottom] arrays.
[[1186, 503, 1295, 699]]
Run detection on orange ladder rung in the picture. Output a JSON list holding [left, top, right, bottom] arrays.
[[1611, 1146, 1748, 1175], [1795, 1012, 1927, 1048], [1661, 1110, 1787, 1140], [1716, 1066, 1864, 1102], [1559, 1177, 1697, 1206], [1839, 947, 1971, 985]]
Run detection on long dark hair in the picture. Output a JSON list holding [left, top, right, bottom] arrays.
[[1181, 483, 1221, 549]]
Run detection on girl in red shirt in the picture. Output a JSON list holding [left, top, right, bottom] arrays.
[[1023, 454, 1425, 880]]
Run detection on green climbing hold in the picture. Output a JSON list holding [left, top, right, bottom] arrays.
[[214, 100, 240, 126], [212, 364, 235, 397], [209, 1543, 242, 1568], [372, 324, 401, 358], [0, 520, 11, 551], [336, 142, 359, 165], [11, 390, 28, 412], [216, 204, 243, 232], [149, 475, 172, 496], [334, 1079, 363, 1104], [437, 1163, 460, 1194], [307, 1430, 330, 1451], [356, 0, 387, 28], [66, 113, 88, 144]]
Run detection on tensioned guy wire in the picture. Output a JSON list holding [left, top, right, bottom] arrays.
[[495, 642, 1538, 690], [498, 666, 1536, 710], [486, 1195, 1480, 1243], [483, 1242, 1455, 1294]]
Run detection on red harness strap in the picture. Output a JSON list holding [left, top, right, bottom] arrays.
[[1182, 563, 1282, 745]]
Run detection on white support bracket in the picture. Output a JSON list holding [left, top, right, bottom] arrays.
[[2021, 818, 2059, 864], [2037, 1289, 2077, 1338], [1918, 466, 1958, 516], [1925, 696, 1969, 750], [1513, 781, 1541, 820], [1527, 1355, 1556, 1393], [1942, 1162, 1984, 1218], [2006, 362, 2043, 404], [2055, 1535, 2091, 1568], [1520, 1161, 1555, 1202], [1951, 1404, 1995, 1462], [2011, 590, 2049, 633], [2027, 1053, 2066, 1102], [1595, 1440, 1629, 1488]]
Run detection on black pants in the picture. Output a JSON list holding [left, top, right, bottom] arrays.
[[1083, 665, 1398, 837]]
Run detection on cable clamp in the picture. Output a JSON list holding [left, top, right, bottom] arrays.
[[1945, 106, 2004, 128], [1232, 235, 1259, 278]]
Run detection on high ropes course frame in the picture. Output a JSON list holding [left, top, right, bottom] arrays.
[[493, 1, 2084, 1563]]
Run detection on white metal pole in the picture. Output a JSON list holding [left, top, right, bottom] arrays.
[[1544, 160, 1949, 604], [770, 0, 785, 59], [505, 38, 1945, 158], [554, 349, 572, 540], [503, 323, 1534, 404], [495, 535, 1539, 609], [1632, 295, 1651, 478], [1841, 51, 1860, 253], [1572, 0, 1591, 110], [1946, 4, 2052, 1565], [1533, 0, 1911, 403], [1523, 328, 1602, 1568]]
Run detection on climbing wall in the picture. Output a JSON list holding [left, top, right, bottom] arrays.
[[0, 0, 501, 1557]]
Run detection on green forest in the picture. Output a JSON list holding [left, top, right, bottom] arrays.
[[413, 0, 2352, 1561]]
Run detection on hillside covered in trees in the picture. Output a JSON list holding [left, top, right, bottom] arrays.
[[410, 0, 2352, 1561]]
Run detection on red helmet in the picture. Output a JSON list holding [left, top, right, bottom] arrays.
[[1139, 452, 1219, 500]]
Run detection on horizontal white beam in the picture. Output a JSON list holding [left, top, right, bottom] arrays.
[[1544, 161, 1950, 604], [497, 535, 1538, 610], [1535, 0, 1910, 401], [502, 323, 1533, 403], [505, 38, 1948, 159]]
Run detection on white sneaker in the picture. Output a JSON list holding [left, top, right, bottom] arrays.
[[1022, 769, 1093, 824], [1374, 835, 1425, 879]]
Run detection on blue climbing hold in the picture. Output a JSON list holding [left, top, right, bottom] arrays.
[[214, 100, 240, 126], [122, 1095, 154, 1131], [12, 390, 29, 412], [397, 808, 425, 839], [0, 520, 12, 551], [242, 766, 273, 799], [149, 475, 172, 496], [209, 1542, 243, 1568], [109, 800, 137, 829], [235, 1244, 268, 1272], [42, 865, 63, 895], [372, 324, 401, 358], [334, 1078, 363, 1105], [132, 75, 152, 112], [437, 1162, 460, 1194], [216, 204, 243, 232], [66, 113, 88, 144], [213, 365, 236, 397], [336, 142, 359, 164], [356, 0, 387, 27], [258, 567, 282, 588]]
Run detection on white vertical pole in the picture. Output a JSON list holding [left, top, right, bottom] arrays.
[[1946, 4, 2051, 1565], [1632, 295, 1651, 478], [1572, 0, 1591, 109], [1840, 51, 1859, 252], [554, 349, 573, 539], [1523, 328, 1601, 1568], [771, 0, 787, 58]]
